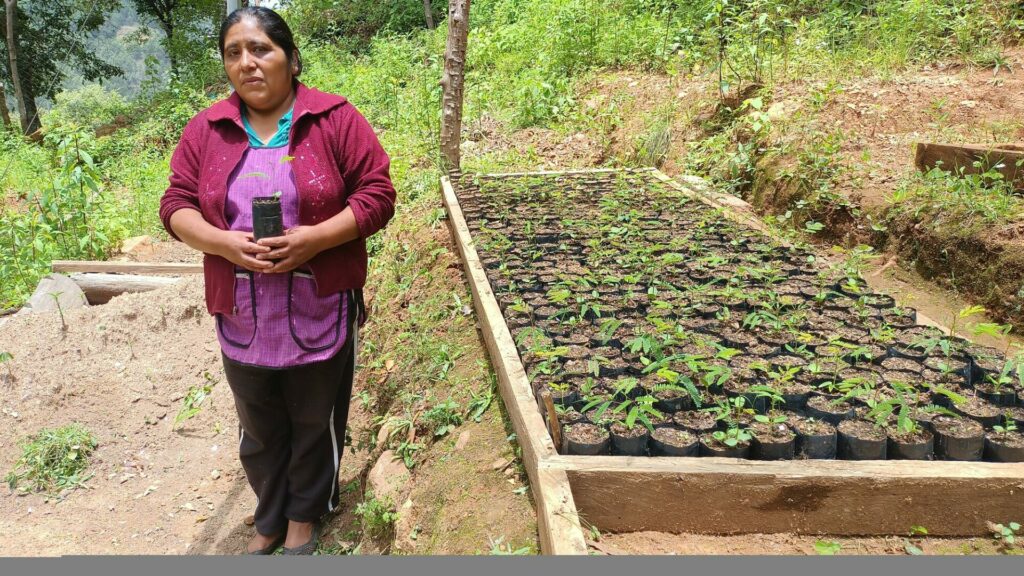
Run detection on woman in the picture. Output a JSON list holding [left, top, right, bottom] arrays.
[[159, 7, 395, 555]]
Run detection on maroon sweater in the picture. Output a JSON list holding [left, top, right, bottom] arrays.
[[159, 82, 396, 316]]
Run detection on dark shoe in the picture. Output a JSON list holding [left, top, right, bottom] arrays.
[[245, 532, 286, 555], [282, 522, 321, 556]]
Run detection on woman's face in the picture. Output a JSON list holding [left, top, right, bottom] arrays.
[[222, 18, 297, 113]]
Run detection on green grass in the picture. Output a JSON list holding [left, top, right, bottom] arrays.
[[886, 166, 1024, 236], [354, 491, 400, 538], [5, 423, 98, 497]]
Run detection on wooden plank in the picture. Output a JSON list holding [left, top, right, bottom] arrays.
[[53, 260, 203, 275], [541, 391, 563, 454], [440, 175, 588, 555], [536, 467, 589, 555], [650, 168, 784, 241], [69, 273, 180, 305], [914, 142, 1024, 191], [544, 456, 1024, 536], [482, 167, 622, 178]]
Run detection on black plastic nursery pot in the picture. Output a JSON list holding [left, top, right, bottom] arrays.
[[653, 390, 692, 413], [837, 420, 887, 460], [886, 429, 934, 460], [932, 416, 985, 461], [780, 386, 812, 411], [609, 422, 650, 456], [547, 386, 579, 408], [973, 384, 1017, 407], [252, 196, 284, 240], [649, 426, 699, 457], [564, 423, 610, 456], [805, 394, 856, 426], [699, 434, 751, 458], [673, 410, 718, 435], [952, 396, 1005, 428], [984, 432, 1024, 463], [790, 416, 837, 459], [749, 423, 797, 460]]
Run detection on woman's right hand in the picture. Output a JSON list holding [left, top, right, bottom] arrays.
[[217, 230, 274, 272]]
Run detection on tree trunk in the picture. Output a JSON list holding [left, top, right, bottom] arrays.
[[423, 0, 435, 29], [0, 79, 11, 130], [4, 0, 32, 134], [440, 0, 469, 172], [159, 20, 177, 77]]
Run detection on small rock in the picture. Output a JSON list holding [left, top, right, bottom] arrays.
[[490, 458, 510, 471], [454, 430, 471, 451], [376, 423, 390, 447], [244, 514, 255, 526], [120, 235, 154, 256], [367, 450, 410, 505], [766, 102, 788, 121], [960, 100, 978, 109], [210, 469, 221, 480], [25, 274, 88, 314]]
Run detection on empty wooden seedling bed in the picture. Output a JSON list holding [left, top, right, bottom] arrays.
[[440, 168, 1024, 555]]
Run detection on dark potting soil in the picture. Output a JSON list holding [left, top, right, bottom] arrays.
[[887, 428, 933, 445], [879, 356, 923, 374], [674, 410, 718, 433], [985, 431, 1024, 449], [750, 420, 796, 441], [954, 395, 1003, 420], [565, 422, 608, 444], [610, 421, 649, 439], [789, 415, 835, 437], [837, 419, 887, 442], [651, 426, 697, 448], [931, 416, 984, 439], [806, 395, 854, 418]]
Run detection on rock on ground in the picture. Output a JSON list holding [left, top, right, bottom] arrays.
[[24, 274, 88, 314], [367, 450, 410, 506]]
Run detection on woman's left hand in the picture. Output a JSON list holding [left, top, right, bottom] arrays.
[[255, 226, 325, 273]]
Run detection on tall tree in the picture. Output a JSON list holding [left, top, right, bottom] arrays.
[[440, 0, 470, 171], [3, 0, 26, 132], [131, 0, 222, 78], [423, 0, 435, 30], [0, 79, 11, 129], [0, 1, 122, 134]]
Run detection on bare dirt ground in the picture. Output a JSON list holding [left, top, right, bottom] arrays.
[[595, 531, 1005, 555], [0, 229, 536, 555]]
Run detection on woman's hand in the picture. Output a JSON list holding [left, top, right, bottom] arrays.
[[255, 226, 325, 273], [217, 230, 274, 272]]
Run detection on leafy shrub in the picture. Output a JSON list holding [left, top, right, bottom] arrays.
[[42, 84, 129, 131], [286, 0, 446, 53], [354, 491, 399, 537]]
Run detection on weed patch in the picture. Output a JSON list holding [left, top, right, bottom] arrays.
[[5, 424, 98, 496]]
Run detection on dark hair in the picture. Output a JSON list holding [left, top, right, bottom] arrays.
[[219, 7, 302, 76]]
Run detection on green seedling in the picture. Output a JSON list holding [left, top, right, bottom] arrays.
[[174, 371, 218, 429]]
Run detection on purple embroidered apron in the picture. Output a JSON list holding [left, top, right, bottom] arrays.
[[216, 146, 350, 368]]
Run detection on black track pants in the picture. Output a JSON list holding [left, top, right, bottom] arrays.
[[222, 315, 357, 536]]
